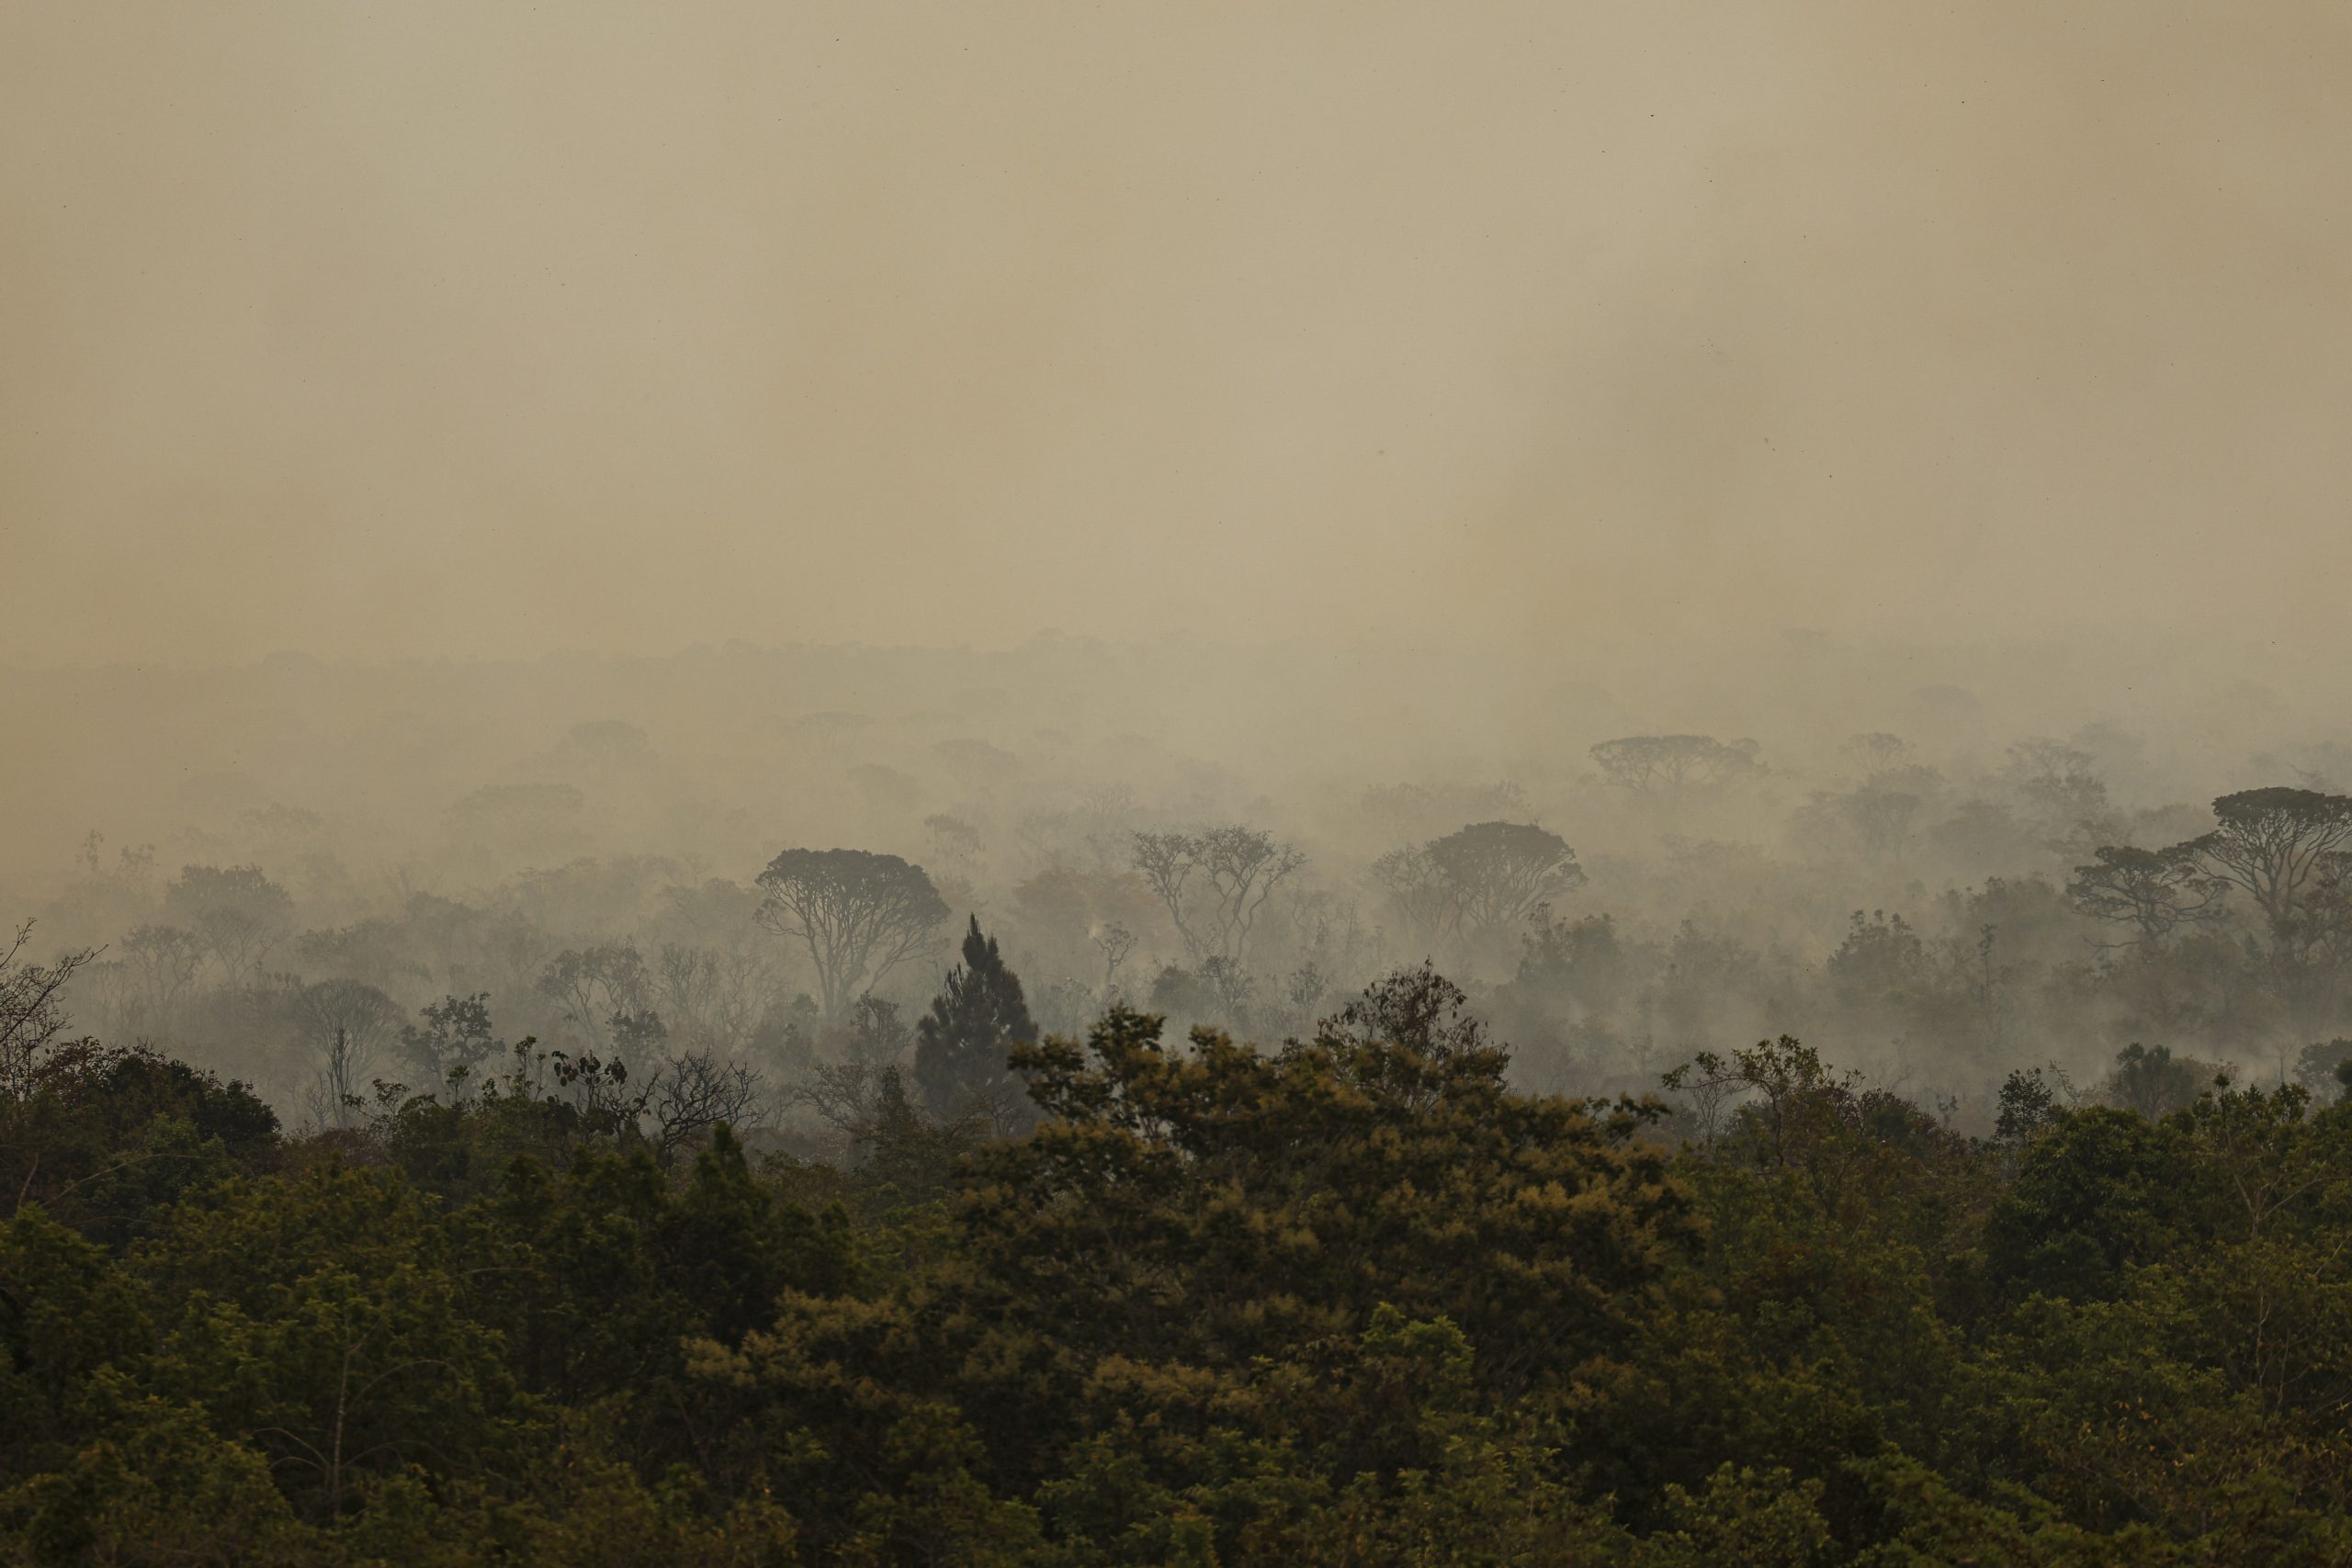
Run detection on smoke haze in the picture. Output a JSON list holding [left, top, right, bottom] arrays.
[[7, 2, 2349, 667], [8, 0, 2352, 1136], [18, 15, 2352, 1553]]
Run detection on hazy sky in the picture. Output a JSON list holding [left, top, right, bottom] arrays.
[[5, 2, 2348, 668]]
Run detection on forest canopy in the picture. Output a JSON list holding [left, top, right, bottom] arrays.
[[8, 936, 2352, 1562], [11, 640, 2352, 1562]]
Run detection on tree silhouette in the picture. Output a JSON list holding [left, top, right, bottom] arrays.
[[753, 848, 949, 1018], [913, 916, 1037, 1129], [2067, 844, 2223, 949], [1589, 735, 1762, 796], [2176, 788, 2352, 953], [163, 864, 294, 981], [1130, 826, 1304, 966], [1425, 821, 1584, 940]]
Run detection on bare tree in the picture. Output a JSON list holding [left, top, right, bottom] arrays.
[[536, 942, 655, 1052], [1285, 890, 1380, 991], [295, 978, 401, 1062], [164, 864, 295, 982], [1128, 831, 1199, 958], [653, 941, 783, 1057], [753, 849, 951, 1019], [0, 919, 97, 1101], [650, 1049, 769, 1165], [1130, 826, 1305, 966], [1091, 921, 1137, 998], [653, 942, 728, 1051], [1285, 959, 1329, 1010], [1589, 735, 1763, 796], [307, 1027, 369, 1129], [294, 980, 402, 1122], [793, 1057, 894, 1140], [106, 924, 205, 1037]]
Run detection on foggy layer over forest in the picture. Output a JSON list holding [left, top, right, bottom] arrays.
[[10, 625, 2350, 1134], [18, 2, 2352, 1560]]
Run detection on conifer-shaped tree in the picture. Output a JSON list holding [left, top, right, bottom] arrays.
[[913, 916, 1038, 1128]]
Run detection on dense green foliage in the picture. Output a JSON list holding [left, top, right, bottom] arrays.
[[7, 999, 2352, 1565], [913, 917, 1037, 1128]]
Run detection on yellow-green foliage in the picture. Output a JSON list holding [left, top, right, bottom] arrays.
[[8, 1010, 2352, 1563]]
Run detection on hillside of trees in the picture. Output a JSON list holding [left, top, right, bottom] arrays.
[[12, 639, 2352, 1560], [8, 932, 2352, 1562]]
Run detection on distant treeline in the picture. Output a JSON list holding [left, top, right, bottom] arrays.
[[40, 770, 2352, 1137]]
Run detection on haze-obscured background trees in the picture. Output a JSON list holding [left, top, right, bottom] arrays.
[[11, 633, 2352, 1148]]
